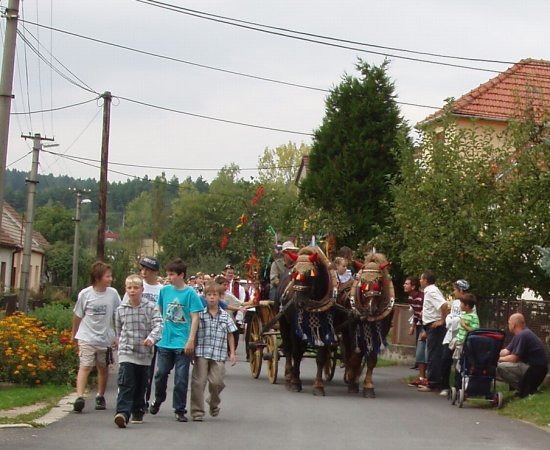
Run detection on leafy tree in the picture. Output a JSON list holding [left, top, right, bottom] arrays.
[[299, 60, 408, 248], [390, 116, 550, 298], [44, 241, 73, 286], [152, 173, 171, 255], [34, 202, 74, 243], [258, 141, 310, 186]]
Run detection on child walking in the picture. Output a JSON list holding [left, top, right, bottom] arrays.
[[190, 282, 237, 421], [114, 275, 162, 428]]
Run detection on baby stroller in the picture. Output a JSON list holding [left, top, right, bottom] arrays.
[[450, 328, 506, 408]]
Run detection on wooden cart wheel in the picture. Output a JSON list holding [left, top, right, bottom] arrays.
[[266, 334, 279, 384], [323, 345, 337, 382], [248, 314, 263, 379]]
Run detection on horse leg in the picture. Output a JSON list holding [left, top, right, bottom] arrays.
[[363, 353, 377, 398], [289, 337, 303, 392], [312, 346, 327, 396]]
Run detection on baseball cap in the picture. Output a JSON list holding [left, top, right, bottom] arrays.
[[454, 279, 470, 291], [281, 241, 299, 252], [140, 256, 160, 272]]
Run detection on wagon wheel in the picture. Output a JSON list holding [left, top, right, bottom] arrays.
[[248, 314, 263, 379], [266, 334, 279, 384], [323, 345, 337, 382]]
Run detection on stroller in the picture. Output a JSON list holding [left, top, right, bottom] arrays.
[[450, 328, 506, 408]]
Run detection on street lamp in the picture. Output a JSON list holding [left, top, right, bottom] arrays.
[[71, 189, 91, 295]]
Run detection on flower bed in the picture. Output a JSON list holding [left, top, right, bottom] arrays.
[[0, 313, 78, 386]]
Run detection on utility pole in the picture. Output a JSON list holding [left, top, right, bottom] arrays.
[[96, 91, 112, 261], [19, 133, 53, 313], [71, 188, 91, 295], [0, 0, 21, 231]]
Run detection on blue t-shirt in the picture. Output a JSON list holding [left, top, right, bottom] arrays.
[[507, 327, 549, 368], [157, 285, 203, 349]]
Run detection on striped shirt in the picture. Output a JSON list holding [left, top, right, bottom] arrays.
[[195, 307, 238, 362]]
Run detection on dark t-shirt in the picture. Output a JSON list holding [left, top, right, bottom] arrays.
[[507, 328, 549, 367]]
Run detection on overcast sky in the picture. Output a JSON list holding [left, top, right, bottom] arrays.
[[3, 0, 549, 184]]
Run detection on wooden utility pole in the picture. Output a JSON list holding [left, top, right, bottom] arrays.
[[0, 0, 21, 231], [19, 133, 53, 313], [96, 91, 112, 261]]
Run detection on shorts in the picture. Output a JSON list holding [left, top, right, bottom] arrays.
[[415, 337, 428, 364], [78, 342, 110, 368]]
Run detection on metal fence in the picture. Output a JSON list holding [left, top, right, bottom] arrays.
[[477, 297, 550, 357]]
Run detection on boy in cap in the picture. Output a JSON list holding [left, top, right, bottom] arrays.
[[114, 275, 162, 428]]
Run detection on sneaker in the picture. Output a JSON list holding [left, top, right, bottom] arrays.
[[192, 416, 203, 422], [175, 412, 188, 422], [417, 385, 434, 392], [95, 395, 106, 410], [149, 401, 161, 415], [114, 413, 127, 428], [73, 396, 85, 413], [407, 378, 423, 387], [209, 407, 220, 417], [130, 412, 144, 424], [440, 389, 449, 397]]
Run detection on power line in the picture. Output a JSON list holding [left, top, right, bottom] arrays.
[[7, 150, 32, 168], [139, 0, 530, 68], [116, 95, 314, 136], [17, 18, 439, 110], [10, 96, 100, 115]]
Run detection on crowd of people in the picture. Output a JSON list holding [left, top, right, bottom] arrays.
[[403, 271, 548, 399], [70, 246, 548, 429]]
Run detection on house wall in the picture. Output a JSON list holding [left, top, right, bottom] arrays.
[[12, 250, 44, 292], [0, 247, 14, 292]]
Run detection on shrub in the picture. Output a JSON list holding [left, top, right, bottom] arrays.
[[29, 303, 73, 332], [0, 313, 78, 386]]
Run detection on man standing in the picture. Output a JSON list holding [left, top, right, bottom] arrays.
[[417, 270, 448, 393], [404, 276, 427, 387], [497, 313, 548, 397], [269, 241, 298, 300]]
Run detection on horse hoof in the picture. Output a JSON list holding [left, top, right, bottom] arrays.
[[363, 388, 376, 398], [290, 383, 302, 393], [313, 387, 325, 397], [348, 383, 359, 394]]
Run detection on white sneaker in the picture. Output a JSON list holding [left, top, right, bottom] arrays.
[[439, 389, 449, 397]]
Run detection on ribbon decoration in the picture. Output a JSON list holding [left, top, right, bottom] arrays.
[[244, 251, 261, 280], [236, 213, 248, 230], [220, 228, 230, 250], [251, 185, 265, 206]]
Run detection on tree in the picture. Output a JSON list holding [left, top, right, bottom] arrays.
[[390, 115, 550, 298], [34, 203, 74, 243], [258, 142, 310, 186], [299, 60, 408, 248]]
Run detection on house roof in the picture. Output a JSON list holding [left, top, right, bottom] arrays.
[[419, 59, 550, 126], [0, 202, 49, 252]]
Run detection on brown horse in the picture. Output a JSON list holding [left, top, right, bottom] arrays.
[[275, 246, 340, 396], [337, 252, 395, 398]]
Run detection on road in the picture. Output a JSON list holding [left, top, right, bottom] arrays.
[[0, 348, 548, 450]]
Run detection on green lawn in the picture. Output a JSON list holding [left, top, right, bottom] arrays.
[[0, 384, 72, 411], [499, 386, 550, 427]]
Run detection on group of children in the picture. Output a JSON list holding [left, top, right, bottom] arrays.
[[404, 275, 480, 395], [71, 257, 238, 428]]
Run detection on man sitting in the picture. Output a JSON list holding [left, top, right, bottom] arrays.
[[497, 313, 548, 398]]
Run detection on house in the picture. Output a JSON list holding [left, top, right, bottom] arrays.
[[418, 58, 550, 136], [294, 155, 310, 187], [0, 202, 49, 293]]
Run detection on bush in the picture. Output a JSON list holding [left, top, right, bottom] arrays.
[[0, 313, 78, 386], [29, 303, 74, 332]]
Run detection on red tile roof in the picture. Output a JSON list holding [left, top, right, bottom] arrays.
[[0, 202, 49, 251], [420, 59, 550, 125]]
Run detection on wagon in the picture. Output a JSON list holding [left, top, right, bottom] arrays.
[[246, 300, 340, 384]]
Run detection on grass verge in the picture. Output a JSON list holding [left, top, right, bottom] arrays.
[[499, 386, 550, 428], [0, 384, 72, 412]]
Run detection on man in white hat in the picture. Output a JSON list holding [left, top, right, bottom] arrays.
[[269, 241, 298, 300]]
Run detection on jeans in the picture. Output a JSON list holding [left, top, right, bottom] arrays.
[[426, 324, 446, 389], [154, 347, 192, 414], [116, 362, 149, 420]]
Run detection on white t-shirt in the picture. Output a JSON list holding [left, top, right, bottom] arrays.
[[443, 299, 462, 344], [422, 284, 446, 325], [74, 286, 121, 347]]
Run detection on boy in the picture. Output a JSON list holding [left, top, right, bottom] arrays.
[[452, 293, 480, 389], [72, 261, 121, 412], [114, 275, 162, 428], [334, 257, 352, 285], [190, 282, 237, 421], [149, 258, 203, 422]]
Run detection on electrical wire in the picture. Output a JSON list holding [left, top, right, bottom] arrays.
[[35, 0, 46, 133], [10, 96, 100, 115], [19, 2, 34, 131], [116, 95, 314, 136], [139, 0, 539, 68], [17, 18, 439, 110], [7, 150, 32, 168]]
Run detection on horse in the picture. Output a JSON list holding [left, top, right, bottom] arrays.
[[336, 252, 395, 398], [274, 246, 340, 396]]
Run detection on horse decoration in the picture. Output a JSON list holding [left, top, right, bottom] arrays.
[[276, 246, 339, 396], [337, 252, 395, 398]]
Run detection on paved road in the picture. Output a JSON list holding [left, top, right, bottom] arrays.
[[1, 348, 548, 450]]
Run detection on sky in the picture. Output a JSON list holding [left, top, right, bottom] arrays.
[[2, 0, 550, 184]]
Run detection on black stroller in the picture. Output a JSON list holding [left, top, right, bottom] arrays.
[[450, 328, 506, 408]]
